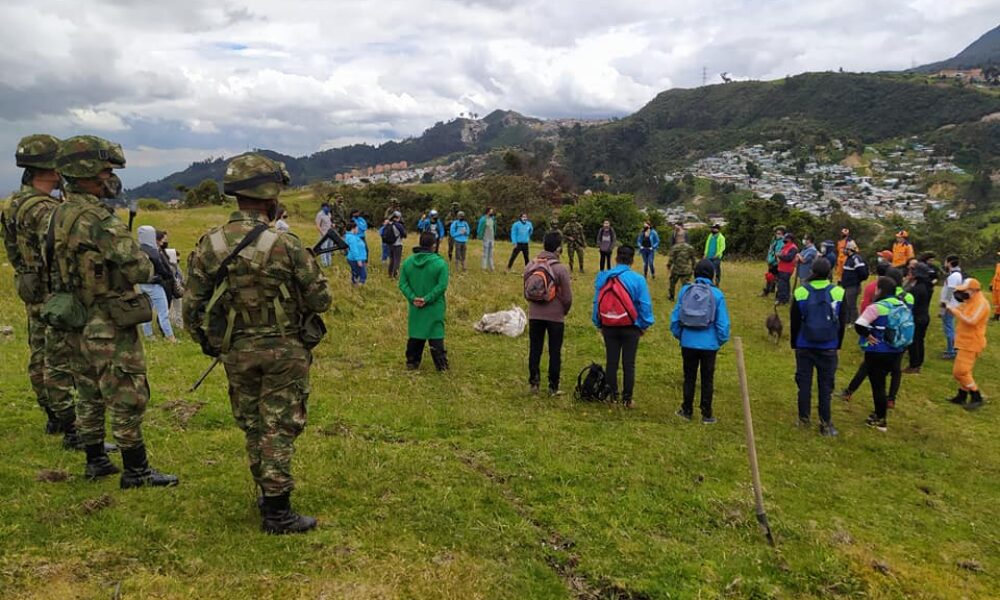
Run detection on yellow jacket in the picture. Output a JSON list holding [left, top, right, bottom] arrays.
[[950, 293, 990, 353], [891, 241, 914, 268]]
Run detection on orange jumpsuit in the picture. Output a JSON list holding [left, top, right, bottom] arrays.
[[835, 238, 849, 281], [992, 264, 1000, 315], [950, 293, 990, 391], [891, 241, 914, 268]]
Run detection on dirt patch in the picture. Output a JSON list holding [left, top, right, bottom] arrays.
[[160, 399, 206, 428], [927, 182, 957, 200], [841, 153, 864, 169], [36, 469, 71, 483], [79, 494, 115, 515]]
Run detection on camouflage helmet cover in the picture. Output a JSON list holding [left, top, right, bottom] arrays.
[[224, 153, 290, 200], [15, 134, 62, 170], [56, 135, 125, 178]]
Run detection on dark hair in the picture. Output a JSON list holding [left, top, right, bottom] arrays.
[[350, 209, 359, 218], [803, 234, 814, 243], [946, 255, 960, 266], [874, 276, 897, 301], [21, 168, 36, 186], [918, 252, 935, 262], [543, 232, 562, 252], [418, 231, 436, 249], [694, 259, 715, 280], [616, 245, 635, 265], [886, 267, 904, 287], [156, 229, 167, 241], [321, 202, 329, 209], [875, 261, 889, 277], [809, 257, 831, 281]]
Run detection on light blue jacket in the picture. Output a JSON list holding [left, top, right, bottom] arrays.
[[511, 220, 533, 244], [345, 231, 368, 262], [635, 229, 660, 251], [591, 265, 655, 330], [418, 217, 446, 239], [670, 277, 731, 350], [450, 219, 471, 243]]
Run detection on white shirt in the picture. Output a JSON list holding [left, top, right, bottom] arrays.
[[315, 210, 332, 235], [940, 269, 963, 308]]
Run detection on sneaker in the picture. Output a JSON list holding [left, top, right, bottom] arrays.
[[701, 416, 717, 425], [903, 367, 921, 374], [819, 421, 839, 437], [675, 409, 693, 421], [837, 389, 852, 401], [866, 416, 887, 431], [548, 388, 564, 397], [940, 352, 956, 360]]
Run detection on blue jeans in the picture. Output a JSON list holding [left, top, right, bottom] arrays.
[[318, 237, 333, 267], [139, 283, 174, 338], [640, 248, 655, 277], [349, 261, 367, 285], [482, 240, 494, 270], [708, 257, 722, 284], [942, 311, 955, 356], [381, 243, 389, 262], [795, 348, 837, 423]]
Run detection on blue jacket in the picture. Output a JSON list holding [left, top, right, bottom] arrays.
[[591, 265, 655, 330], [449, 219, 471, 243], [670, 278, 730, 350], [511, 220, 533, 244], [353, 216, 368, 235], [636, 229, 660, 251], [418, 218, 446, 240], [345, 231, 368, 262]]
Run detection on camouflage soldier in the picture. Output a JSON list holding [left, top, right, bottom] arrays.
[[50, 136, 177, 487], [330, 195, 349, 233], [1, 134, 79, 443], [562, 217, 586, 273], [667, 241, 698, 301], [184, 153, 332, 534]]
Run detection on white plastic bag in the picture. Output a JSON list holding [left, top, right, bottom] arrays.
[[474, 306, 527, 337]]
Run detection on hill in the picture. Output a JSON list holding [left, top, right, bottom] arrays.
[[562, 72, 1000, 189], [128, 110, 550, 200], [910, 24, 1000, 72]]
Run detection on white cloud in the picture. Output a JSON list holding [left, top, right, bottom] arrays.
[[69, 108, 130, 131]]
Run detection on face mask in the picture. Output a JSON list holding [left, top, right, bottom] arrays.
[[101, 173, 123, 199]]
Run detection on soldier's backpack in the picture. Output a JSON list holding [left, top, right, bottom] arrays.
[[523, 258, 558, 302], [575, 363, 611, 402], [678, 281, 716, 329], [801, 284, 839, 344], [597, 276, 637, 327], [882, 297, 915, 350], [8, 193, 55, 304]]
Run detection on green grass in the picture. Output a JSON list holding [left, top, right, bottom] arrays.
[[1, 205, 998, 598]]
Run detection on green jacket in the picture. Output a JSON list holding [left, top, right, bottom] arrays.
[[704, 232, 726, 260], [399, 249, 449, 339]]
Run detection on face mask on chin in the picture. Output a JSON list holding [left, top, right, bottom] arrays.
[[100, 173, 123, 199]]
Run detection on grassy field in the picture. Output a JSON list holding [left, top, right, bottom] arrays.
[[1, 202, 998, 599]]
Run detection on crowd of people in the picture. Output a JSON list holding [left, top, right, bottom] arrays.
[[2, 132, 997, 537]]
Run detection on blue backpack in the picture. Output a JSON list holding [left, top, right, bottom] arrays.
[[883, 297, 915, 349], [679, 281, 716, 329], [802, 284, 839, 343]]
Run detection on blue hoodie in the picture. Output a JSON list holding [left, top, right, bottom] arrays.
[[345, 231, 367, 262], [635, 228, 660, 250], [449, 219, 470, 243], [670, 277, 731, 350], [591, 265, 655, 330], [511, 219, 533, 244]]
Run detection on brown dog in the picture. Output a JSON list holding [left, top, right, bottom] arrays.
[[765, 306, 783, 344]]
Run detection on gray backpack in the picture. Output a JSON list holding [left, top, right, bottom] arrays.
[[679, 282, 716, 329]]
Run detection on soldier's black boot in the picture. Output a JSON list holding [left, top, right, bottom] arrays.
[[261, 492, 317, 535], [44, 407, 61, 435], [947, 389, 969, 405], [61, 419, 84, 451], [119, 444, 179, 489], [430, 345, 449, 372], [965, 390, 984, 411], [84, 444, 120, 480]]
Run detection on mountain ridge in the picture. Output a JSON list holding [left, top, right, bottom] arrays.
[[909, 24, 1000, 72]]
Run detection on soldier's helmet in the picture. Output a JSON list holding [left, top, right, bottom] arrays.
[[15, 134, 61, 171], [223, 153, 290, 200], [56, 135, 125, 179]]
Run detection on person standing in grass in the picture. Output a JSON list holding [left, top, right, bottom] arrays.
[[761, 226, 786, 297], [838, 240, 867, 326], [507, 213, 533, 270], [854, 277, 908, 432], [592, 246, 655, 407], [945, 278, 990, 410], [790, 258, 845, 436], [562, 215, 586, 272], [775, 233, 798, 305], [940, 255, 963, 360], [384, 211, 406, 280], [835, 228, 852, 282], [596, 220, 617, 271], [903, 263, 933, 374], [315, 202, 333, 267], [667, 240, 697, 302], [796, 234, 818, 283], [400, 231, 450, 371], [137, 225, 177, 343], [991, 252, 1000, 322], [671, 259, 730, 424], [344, 220, 368, 286], [703, 223, 726, 285], [524, 232, 572, 395], [839, 259, 889, 401], [449, 211, 471, 272], [477, 207, 497, 271], [636, 222, 660, 279], [891, 230, 915, 268]]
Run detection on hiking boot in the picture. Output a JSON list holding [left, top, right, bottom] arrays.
[[866, 416, 888, 432], [44, 408, 61, 435], [819, 421, 839, 437], [947, 389, 969, 405], [837, 389, 852, 401], [261, 492, 317, 535], [61, 423, 84, 451], [675, 409, 693, 421], [701, 416, 717, 425], [84, 444, 120, 480], [964, 391, 984, 411], [903, 367, 921, 374], [119, 445, 179, 490]]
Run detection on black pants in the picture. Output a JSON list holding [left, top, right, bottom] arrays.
[[406, 338, 448, 371], [602, 326, 641, 401], [528, 320, 564, 392], [507, 243, 529, 269], [795, 348, 837, 423], [776, 272, 792, 304], [388, 245, 403, 279], [888, 353, 903, 402], [908, 319, 929, 369], [682, 348, 717, 417], [865, 352, 897, 420], [599, 251, 612, 271], [447, 235, 455, 260]]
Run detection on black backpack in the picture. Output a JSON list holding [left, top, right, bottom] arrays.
[[381, 222, 399, 245], [575, 363, 612, 402]]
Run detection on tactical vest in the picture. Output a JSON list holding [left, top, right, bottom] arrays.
[[2, 191, 56, 304], [202, 226, 299, 352], [50, 199, 116, 306]]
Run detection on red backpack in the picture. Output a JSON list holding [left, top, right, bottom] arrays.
[[523, 258, 558, 302], [597, 276, 637, 327]]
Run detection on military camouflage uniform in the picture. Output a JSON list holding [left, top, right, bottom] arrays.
[[330, 198, 349, 233], [668, 242, 698, 301], [185, 156, 331, 499], [562, 219, 586, 272]]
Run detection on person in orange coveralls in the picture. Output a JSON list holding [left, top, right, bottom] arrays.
[[945, 278, 990, 411]]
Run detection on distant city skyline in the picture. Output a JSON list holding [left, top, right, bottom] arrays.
[[0, 1, 996, 190]]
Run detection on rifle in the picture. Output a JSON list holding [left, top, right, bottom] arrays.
[[312, 228, 349, 256], [189, 357, 221, 392], [127, 195, 138, 232]]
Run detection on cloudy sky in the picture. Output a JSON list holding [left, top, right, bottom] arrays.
[[0, 0, 995, 190]]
